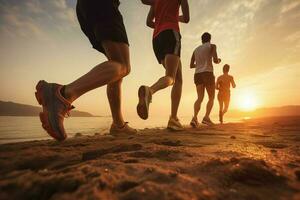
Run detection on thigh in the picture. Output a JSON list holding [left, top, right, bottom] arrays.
[[218, 98, 224, 110], [224, 94, 230, 109], [204, 73, 215, 99], [162, 54, 180, 79], [196, 84, 205, 100], [102, 41, 130, 66], [206, 84, 215, 100], [175, 60, 183, 82]]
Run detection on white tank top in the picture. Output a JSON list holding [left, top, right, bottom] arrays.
[[194, 42, 213, 74]]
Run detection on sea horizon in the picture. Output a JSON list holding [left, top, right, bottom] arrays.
[[0, 115, 245, 144]]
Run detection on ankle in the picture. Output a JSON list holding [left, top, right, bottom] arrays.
[[170, 116, 178, 121], [149, 87, 154, 95], [113, 120, 126, 128], [63, 86, 76, 103]]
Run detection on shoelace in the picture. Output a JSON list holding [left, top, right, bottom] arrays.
[[119, 122, 129, 129], [65, 105, 75, 118]]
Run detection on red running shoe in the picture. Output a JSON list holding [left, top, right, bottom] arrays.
[[35, 80, 74, 141]]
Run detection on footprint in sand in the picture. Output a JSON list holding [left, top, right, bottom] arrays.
[[229, 159, 287, 186], [153, 139, 182, 147], [256, 142, 288, 149], [16, 155, 61, 171], [129, 149, 185, 162], [82, 144, 143, 161], [116, 180, 140, 192]]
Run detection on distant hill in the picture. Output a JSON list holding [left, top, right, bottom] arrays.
[[0, 101, 94, 117], [227, 105, 300, 118]]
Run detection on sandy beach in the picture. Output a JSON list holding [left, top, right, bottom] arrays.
[[0, 116, 299, 200]]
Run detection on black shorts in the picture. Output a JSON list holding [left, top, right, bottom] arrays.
[[152, 29, 181, 64], [194, 72, 215, 86], [76, 0, 129, 55]]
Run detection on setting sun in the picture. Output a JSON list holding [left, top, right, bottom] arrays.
[[237, 90, 259, 111]]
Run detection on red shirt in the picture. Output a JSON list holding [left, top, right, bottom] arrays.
[[153, 0, 180, 38]]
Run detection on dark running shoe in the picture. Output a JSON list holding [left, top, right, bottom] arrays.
[[137, 85, 152, 120], [190, 117, 200, 128], [35, 80, 74, 141], [202, 117, 215, 126], [110, 122, 137, 135]]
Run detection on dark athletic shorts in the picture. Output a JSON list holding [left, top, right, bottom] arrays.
[[152, 29, 181, 64], [76, 0, 129, 55], [194, 72, 215, 86], [218, 91, 230, 102]]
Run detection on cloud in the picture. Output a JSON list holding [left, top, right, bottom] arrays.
[[0, 0, 77, 40], [0, 0, 299, 77], [0, 6, 44, 39], [281, 0, 300, 14], [51, 0, 67, 9], [174, 0, 300, 85]]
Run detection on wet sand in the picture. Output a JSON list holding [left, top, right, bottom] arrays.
[[0, 116, 300, 200]]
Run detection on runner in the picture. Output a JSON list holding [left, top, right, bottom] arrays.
[[216, 64, 236, 124], [35, 0, 137, 141], [190, 32, 221, 127], [139, 0, 190, 131]]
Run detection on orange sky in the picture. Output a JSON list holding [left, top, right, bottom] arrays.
[[0, 0, 299, 118]]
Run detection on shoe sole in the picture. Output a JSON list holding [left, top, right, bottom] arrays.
[[202, 121, 214, 126], [167, 126, 184, 132], [190, 122, 197, 128], [35, 80, 66, 141], [137, 86, 149, 120]]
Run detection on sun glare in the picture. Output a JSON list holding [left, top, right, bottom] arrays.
[[237, 91, 259, 111]]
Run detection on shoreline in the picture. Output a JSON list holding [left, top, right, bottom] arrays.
[[0, 116, 300, 199]]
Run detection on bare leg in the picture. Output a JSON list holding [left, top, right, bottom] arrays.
[[194, 85, 205, 118], [223, 97, 230, 115], [150, 54, 180, 94], [218, 97, 224, 123], [104, 42, 131, 127], [170, 61, 183, 119], [107, 79, 124, 127], [204, 84, 215, 118], [64, 41, 130, 103]]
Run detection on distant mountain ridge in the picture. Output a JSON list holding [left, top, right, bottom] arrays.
[[227, 105, 300, 118], [0, 101, 94, 117]]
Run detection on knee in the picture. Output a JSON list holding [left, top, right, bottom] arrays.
[[196, 97, 204, 104], [117, 62, 131, 77], [175, 74, 182, 85], [124, 63, 131, 75], [165, 76, 175, 86]]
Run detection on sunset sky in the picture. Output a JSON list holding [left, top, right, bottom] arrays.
[[0, 0, 299, 119]]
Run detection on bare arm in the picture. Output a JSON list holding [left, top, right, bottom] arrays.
[[179, 0, 190, 23], [231, 76, 236, 88], [211, 44, 221, 64], [190, 52, 196, 68], [141, 0, 154, 5], [147, 6, 155, 29]]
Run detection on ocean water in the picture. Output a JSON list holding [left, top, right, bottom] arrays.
[[0, 116, 243, 144]]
